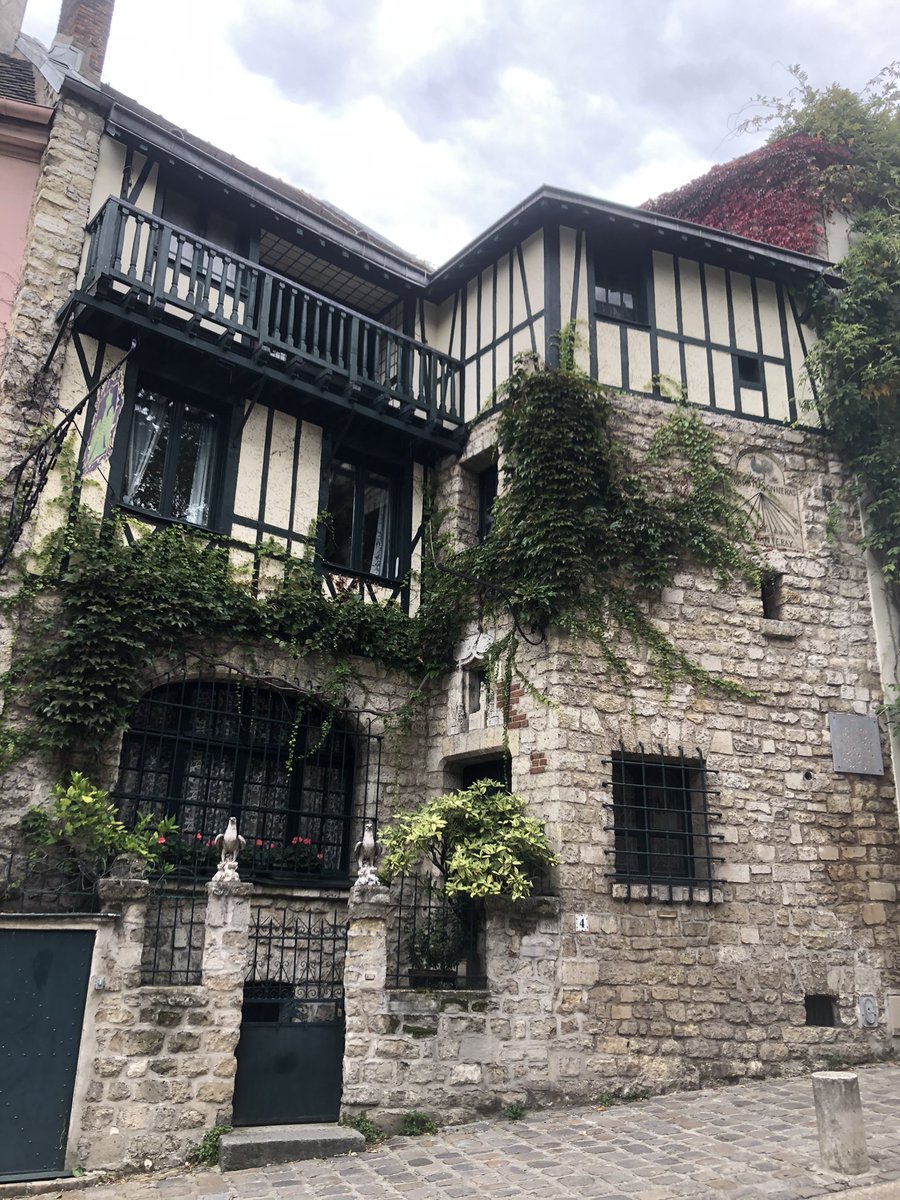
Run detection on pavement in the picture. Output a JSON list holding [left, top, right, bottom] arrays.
[[17, 1064, 900, 1200]]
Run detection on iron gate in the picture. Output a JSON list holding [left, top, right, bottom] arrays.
[[232, 909, 347, 1126], [0, 928, 94, 1182]]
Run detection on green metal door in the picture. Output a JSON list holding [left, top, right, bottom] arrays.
[[0, 928, 94, 1182]]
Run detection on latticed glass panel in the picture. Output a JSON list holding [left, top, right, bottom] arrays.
[[113, 677, 357, 881]]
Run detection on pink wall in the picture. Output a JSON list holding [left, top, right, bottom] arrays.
[[0, 151, 41, 358]]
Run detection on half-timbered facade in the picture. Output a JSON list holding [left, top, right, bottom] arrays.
[[1, 0, 898, 1178]]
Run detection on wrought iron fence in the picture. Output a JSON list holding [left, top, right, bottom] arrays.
[[245, 908, 348, 1021], [140, 881, 207, 986], [387, 874, 484, 990], [0, 848, 98, 915]]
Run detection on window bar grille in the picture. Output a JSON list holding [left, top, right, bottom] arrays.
[[387, 873, 484, 989], [602, 741, 724, 904], [141, 884, 207, 985]]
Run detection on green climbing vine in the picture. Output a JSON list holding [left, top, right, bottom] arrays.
[[0, 345, 764, 770], [744, 65, 900, 717]]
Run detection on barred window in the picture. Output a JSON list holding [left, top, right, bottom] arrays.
[[113, 679, 356, 880], [606, 745, 719, 900]]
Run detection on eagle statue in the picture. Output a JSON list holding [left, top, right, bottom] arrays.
[[353, 818, 381, 886], [213, 817, 246, 881]]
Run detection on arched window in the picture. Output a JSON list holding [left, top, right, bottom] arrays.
[[114, 680, 355, 879]]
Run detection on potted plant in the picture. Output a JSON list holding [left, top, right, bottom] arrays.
[[405, 916, 465, 989]]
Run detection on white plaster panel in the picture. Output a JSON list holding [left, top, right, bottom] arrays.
[[656, 335, 682, 393], [465, 360, 480, 414], [494, 254, 511, 341], [764, 361, 791, 424], [652, 251, 678, 333], [711, 348, 736, 411], [511, 325, 535, 361], [756, 279, 782, 357], [480, 265, 494, 346], [730, 272, 757, 352], [293, 422, 323, 537], [521, 231, 544, 321], [684, 342, 709, 408], [678, 258, 705, 340], [626, 327, 652, 393], [263, 409, 298, 533], [740, 387, 765, 418], [233, 403, 268, 522], [466, 278, 479, 355], [595, 321, 622, 389], [511, 249, 528, 328], [559, 226, 577, 327], [705, 265, 730, 345]]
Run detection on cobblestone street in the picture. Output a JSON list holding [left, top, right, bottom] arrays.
[[76, 1065, 900, 1200]]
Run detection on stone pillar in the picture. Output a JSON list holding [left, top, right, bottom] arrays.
[[342, 881, 391, 1114], [812, 1071, 870, 1175], [67, 876, 150, 1169], [200, 879, 253, 1126]]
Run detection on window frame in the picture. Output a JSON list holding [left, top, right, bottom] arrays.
[[113, 680, 357, 883], [607, 746, 717, 898], [108, 371, 230, 533], [320, 449, 406, 582], [592, 244, 650, 326]]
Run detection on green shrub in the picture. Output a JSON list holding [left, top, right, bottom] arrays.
[[503, 1101, 527, 1121], [344, 1111, 385, 1146], [188, 1124, 230, 1166], [398, 1110, 438, 1137]]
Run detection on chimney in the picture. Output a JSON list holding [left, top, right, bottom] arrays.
[[0, 0, 28, 55], [52, 0, 113, 83]]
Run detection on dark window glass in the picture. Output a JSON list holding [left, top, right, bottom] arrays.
[[805, 994, 837, 1027], [594, 249, 646, 324], [121, 386, 218, 528], [114, 681, 355, 879], [611, 753, 708, 883], [325, 459, 397, 578], [478, 464, 498, 542], [761, 571, 783, 620], [736, 355, 762, 386]]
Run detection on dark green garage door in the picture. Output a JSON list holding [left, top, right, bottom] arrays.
[[0, 928, 94, 1181]]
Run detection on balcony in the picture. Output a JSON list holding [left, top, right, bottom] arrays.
[[76, 198, 464, 440]]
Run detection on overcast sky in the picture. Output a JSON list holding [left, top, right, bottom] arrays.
[[21, 0, 900, 266]]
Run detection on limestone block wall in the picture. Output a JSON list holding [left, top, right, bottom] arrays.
[[0, 95, 104, 475], [409, 392, 900, 1108], [69, 877, 252, 1172]]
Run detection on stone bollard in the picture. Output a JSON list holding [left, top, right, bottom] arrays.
[[811, 1071, 870, 1175]]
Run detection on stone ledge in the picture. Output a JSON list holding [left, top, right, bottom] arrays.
[[610, 884, 724, 905], [219, 1124, 364, 1170], [760, 618, 801, 640]]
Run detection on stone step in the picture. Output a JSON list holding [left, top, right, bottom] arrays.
[[219, 1124, 365, 1171]]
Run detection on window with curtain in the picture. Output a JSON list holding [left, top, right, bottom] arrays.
[[120, 385, 220, 528], [324, 458, 398, 579], [113, 680, 356, 879]]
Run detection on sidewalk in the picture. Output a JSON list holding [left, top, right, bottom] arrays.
[[7, 1063, 900, 1199]]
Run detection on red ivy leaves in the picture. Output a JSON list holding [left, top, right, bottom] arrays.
[[643, 135, 850, 255]]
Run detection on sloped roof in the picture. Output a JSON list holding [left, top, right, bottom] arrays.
[[0, 52, 36, 104]]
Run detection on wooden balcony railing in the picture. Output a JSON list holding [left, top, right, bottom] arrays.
[[81, 197, 464, 427]]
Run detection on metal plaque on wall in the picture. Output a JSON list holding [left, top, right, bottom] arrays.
[[828, 713, 884, 776]]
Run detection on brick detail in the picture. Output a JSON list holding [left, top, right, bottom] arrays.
[[56, 0, 114, 82], [530, 750, 547, 774]]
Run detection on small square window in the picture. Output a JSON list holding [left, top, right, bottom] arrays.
[[761, 571, 783, 620], [736, 355, 762, 386], [609, 748, 713, 886], [119, 384, 221, 528], [805, 994, 837, 1027]]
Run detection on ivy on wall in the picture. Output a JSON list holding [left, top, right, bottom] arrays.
[[0, 344, 763, 769]]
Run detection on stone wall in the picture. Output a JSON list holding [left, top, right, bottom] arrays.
[[365, 392, 900, 1114], [68, 876, 251, 1172]]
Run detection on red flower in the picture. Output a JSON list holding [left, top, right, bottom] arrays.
[[157, 836, 166, 844], [255, 838, 263, 847], [195, 832, 203, 840], [291, 836, 298, 844], [316, 853, 324, 861]]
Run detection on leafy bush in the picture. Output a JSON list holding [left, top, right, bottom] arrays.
[[398, 1110, 438, 1137], [379, 779, 558, 900], [21, 771, 176, 880], [344, 1111, 385, 1146], [503, 1101, 527, 1120]]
